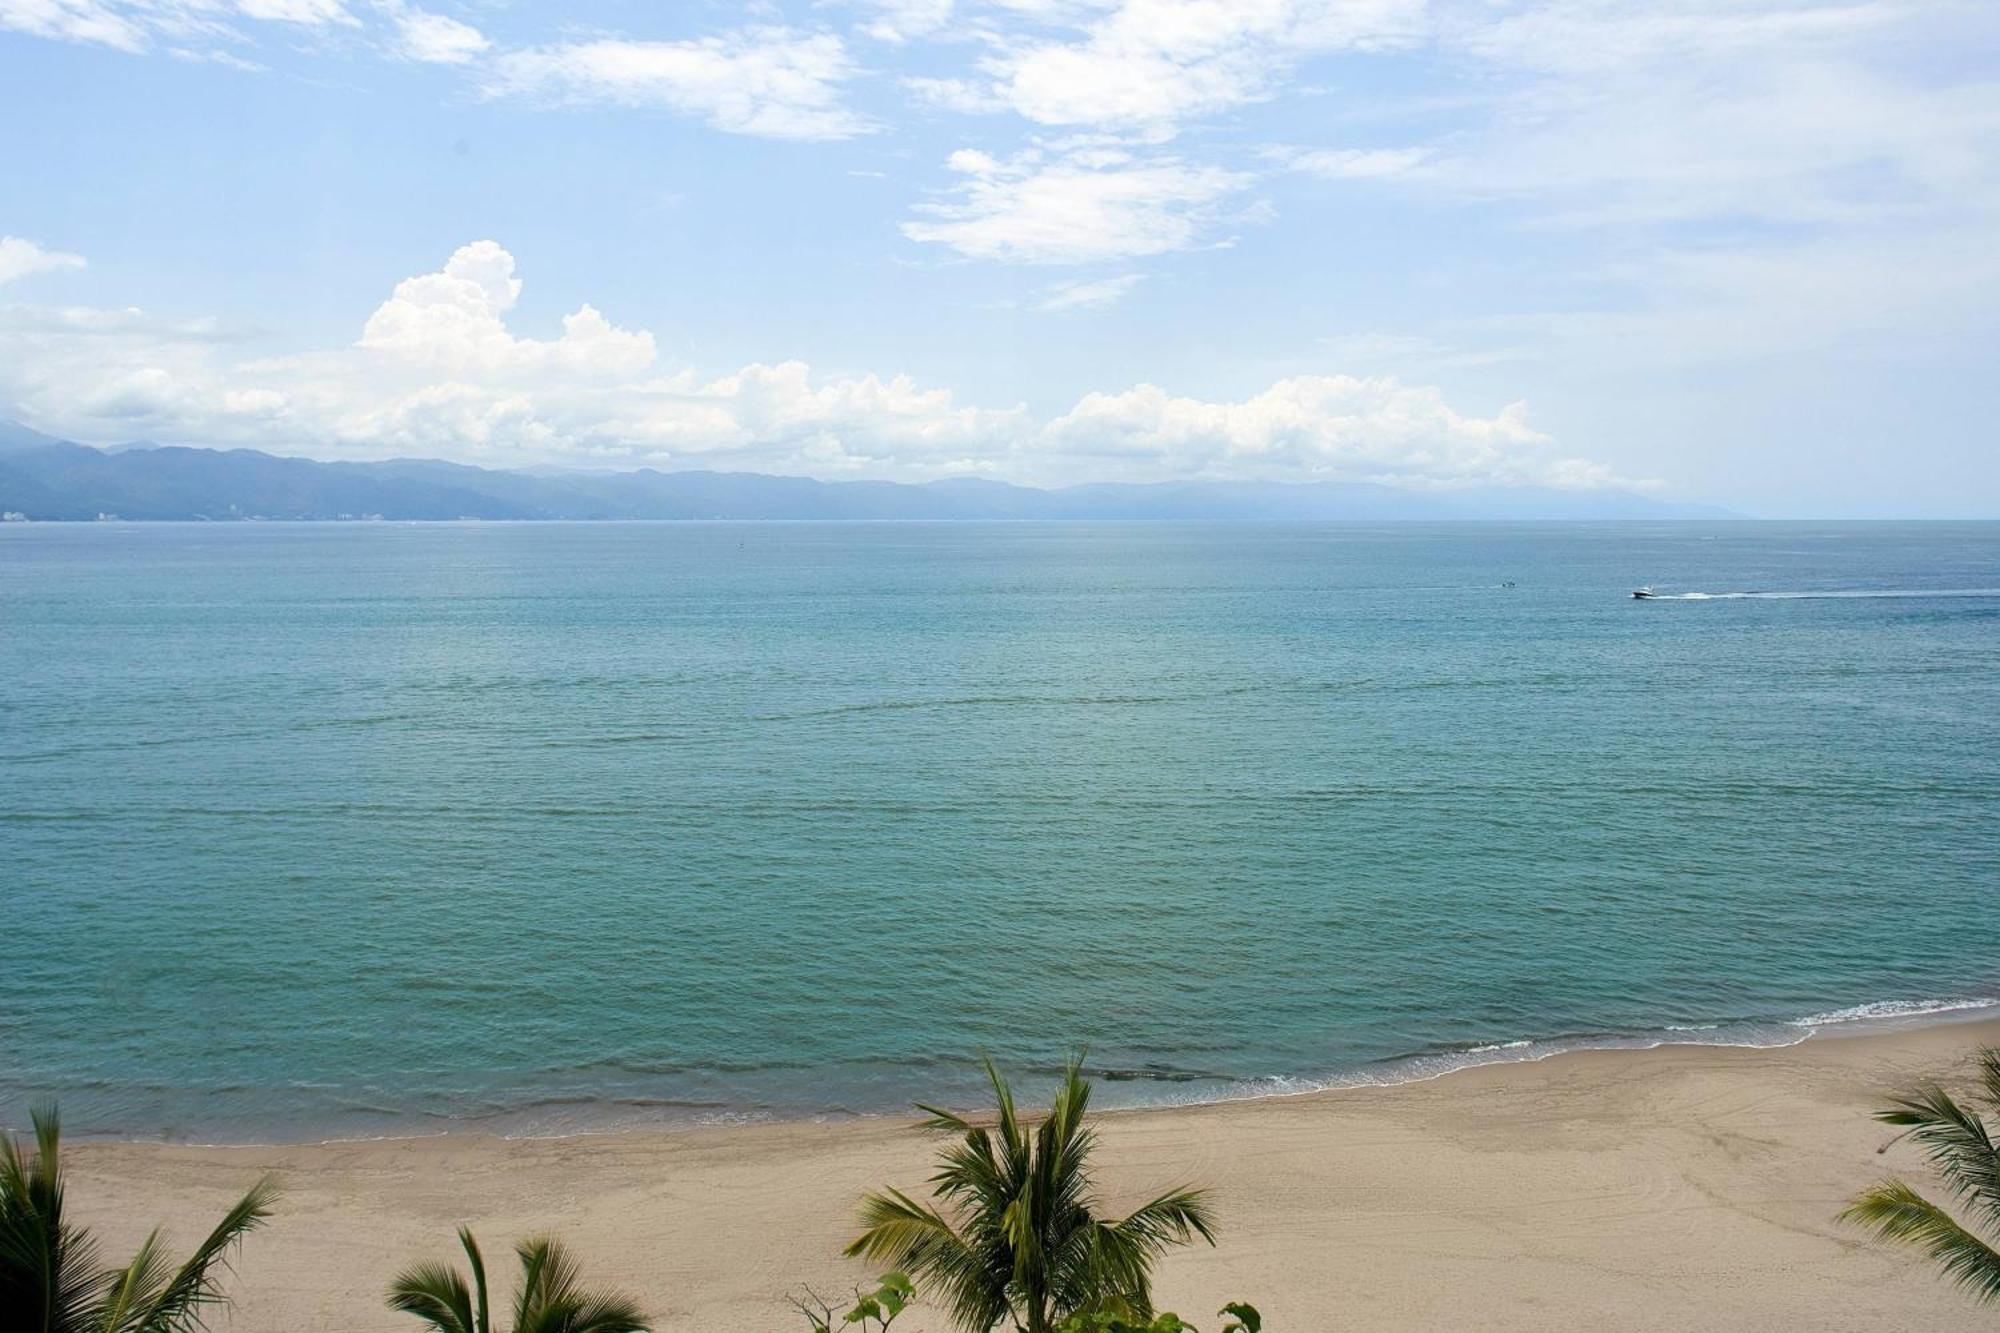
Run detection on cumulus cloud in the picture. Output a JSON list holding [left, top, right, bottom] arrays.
[[347, 240, 656, 378], [0, 241, 1647, 491], [0, 242, 1017, 472], [1039, 376, 1631, 488], [0, 237, 87, 285], [484, 27, 871, 140], [904, 147, 1256, 263]]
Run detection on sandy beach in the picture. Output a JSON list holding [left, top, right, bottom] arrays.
[[59, 1017, 2000, 1331]]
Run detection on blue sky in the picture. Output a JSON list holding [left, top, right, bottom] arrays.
[[1, 0, 1995, 514]]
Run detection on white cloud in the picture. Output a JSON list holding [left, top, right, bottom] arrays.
[[0, 0, 147, 49], [385, 3, 486, 64], [484, 27, 871, 140], [904, 147, 1256, 262], [1277, 146, 1430, 180], [0, 242, 1014, 472], [347, 240, 656, 377], [1040, 273, 1143, 310], [1357, 0, 2000, 232], [1257, 0, 2000, 373], [1038, 375, 1637, 488], [0, 240, 1646, 491], [940, 0, 1427, 134], [0, 0, 352, 52], [855, 0, 953, 43], [0, 237, 87, 285], [233, 0, 350, 24]]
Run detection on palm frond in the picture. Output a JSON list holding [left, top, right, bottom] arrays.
[[1844, 1180, 2000, 1301], [916, 1104, 977, 1135], [97, 1230, 176, 1333], [0, 1104, 107, 1331], [1064, 1183, 1215, 1313], [1874, 1084, 2000, 1213], [930, 1128, 1005, 1208], [545, 1292, 650, 1333], [1111, 1187, 1217, 1252], [390, 1261, 480, 1333], [852, 1059, 1217, 1333], [985, 1057, 1024, 1161], [1979, 1049, 2000, 1121], [849, 1188, 1008, 1333], [136, 1174, 278, 1332], [395, 1231, 644, 1333], [848, 1188, 970, 1267], [513, 1236, 576, 1328], [459, 1227, 491, 1333]]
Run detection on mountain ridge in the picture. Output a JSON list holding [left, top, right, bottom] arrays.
[[0, 428, 1734, 521]]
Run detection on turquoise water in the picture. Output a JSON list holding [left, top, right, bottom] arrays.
[[3, 521, 1998, 1140]]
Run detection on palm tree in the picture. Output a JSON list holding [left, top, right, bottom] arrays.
[[1842, 1046, 2000, 1300], [388, 1226, 649, 1333], [847, 1056, 1216, 1333], [0, 1103, 278, 1333]]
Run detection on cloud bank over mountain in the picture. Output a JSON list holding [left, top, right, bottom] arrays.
[[0, 241, 1649, 492]]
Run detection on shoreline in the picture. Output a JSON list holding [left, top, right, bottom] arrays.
[[57, 1015, 2000, 1330], [28, 992, 2000, 1149]]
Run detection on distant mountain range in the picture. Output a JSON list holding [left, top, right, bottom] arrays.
[[0, 423, 1730, 521]]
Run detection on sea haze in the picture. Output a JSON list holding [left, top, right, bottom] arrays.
[[2, 521, 1996, 1140]]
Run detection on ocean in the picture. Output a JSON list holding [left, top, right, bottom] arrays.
[[3, 520, 1997, 1141]]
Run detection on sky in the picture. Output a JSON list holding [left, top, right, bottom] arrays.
[[0, 0, 1996, 515]]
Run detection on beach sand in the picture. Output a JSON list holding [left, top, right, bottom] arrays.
[[59, 1016, 2000, 1331]]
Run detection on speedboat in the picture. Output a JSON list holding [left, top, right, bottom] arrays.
[[1632, 585, 1657, 599]]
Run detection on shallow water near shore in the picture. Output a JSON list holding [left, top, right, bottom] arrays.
[[4, 520, 1998, 1141]]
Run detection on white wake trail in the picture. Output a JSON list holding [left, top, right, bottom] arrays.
[[1651, 588, 2000, 601]]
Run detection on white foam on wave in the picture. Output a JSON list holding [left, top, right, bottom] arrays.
[[1152, 1027, 1815, 1112], [1791, 996, 2000, 1027], [1125, 996, 2000, 1117]]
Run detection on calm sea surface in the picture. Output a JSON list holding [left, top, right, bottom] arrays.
[[3, 521, 1997, 1140]]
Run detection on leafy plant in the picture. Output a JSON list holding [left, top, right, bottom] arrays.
[[1842, 1047, 2000, 1300], [1054, 1300, 1261, 1333], [0, 1103, 278, 1333], [1217, 1301, 1260, 1332], [388, 1226, 648, 1333], [847, 1055, 1216, 1333], [791, 1271, 916, 1332]]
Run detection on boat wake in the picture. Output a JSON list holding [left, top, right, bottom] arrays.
[[1646, 588, 2000, 601]]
